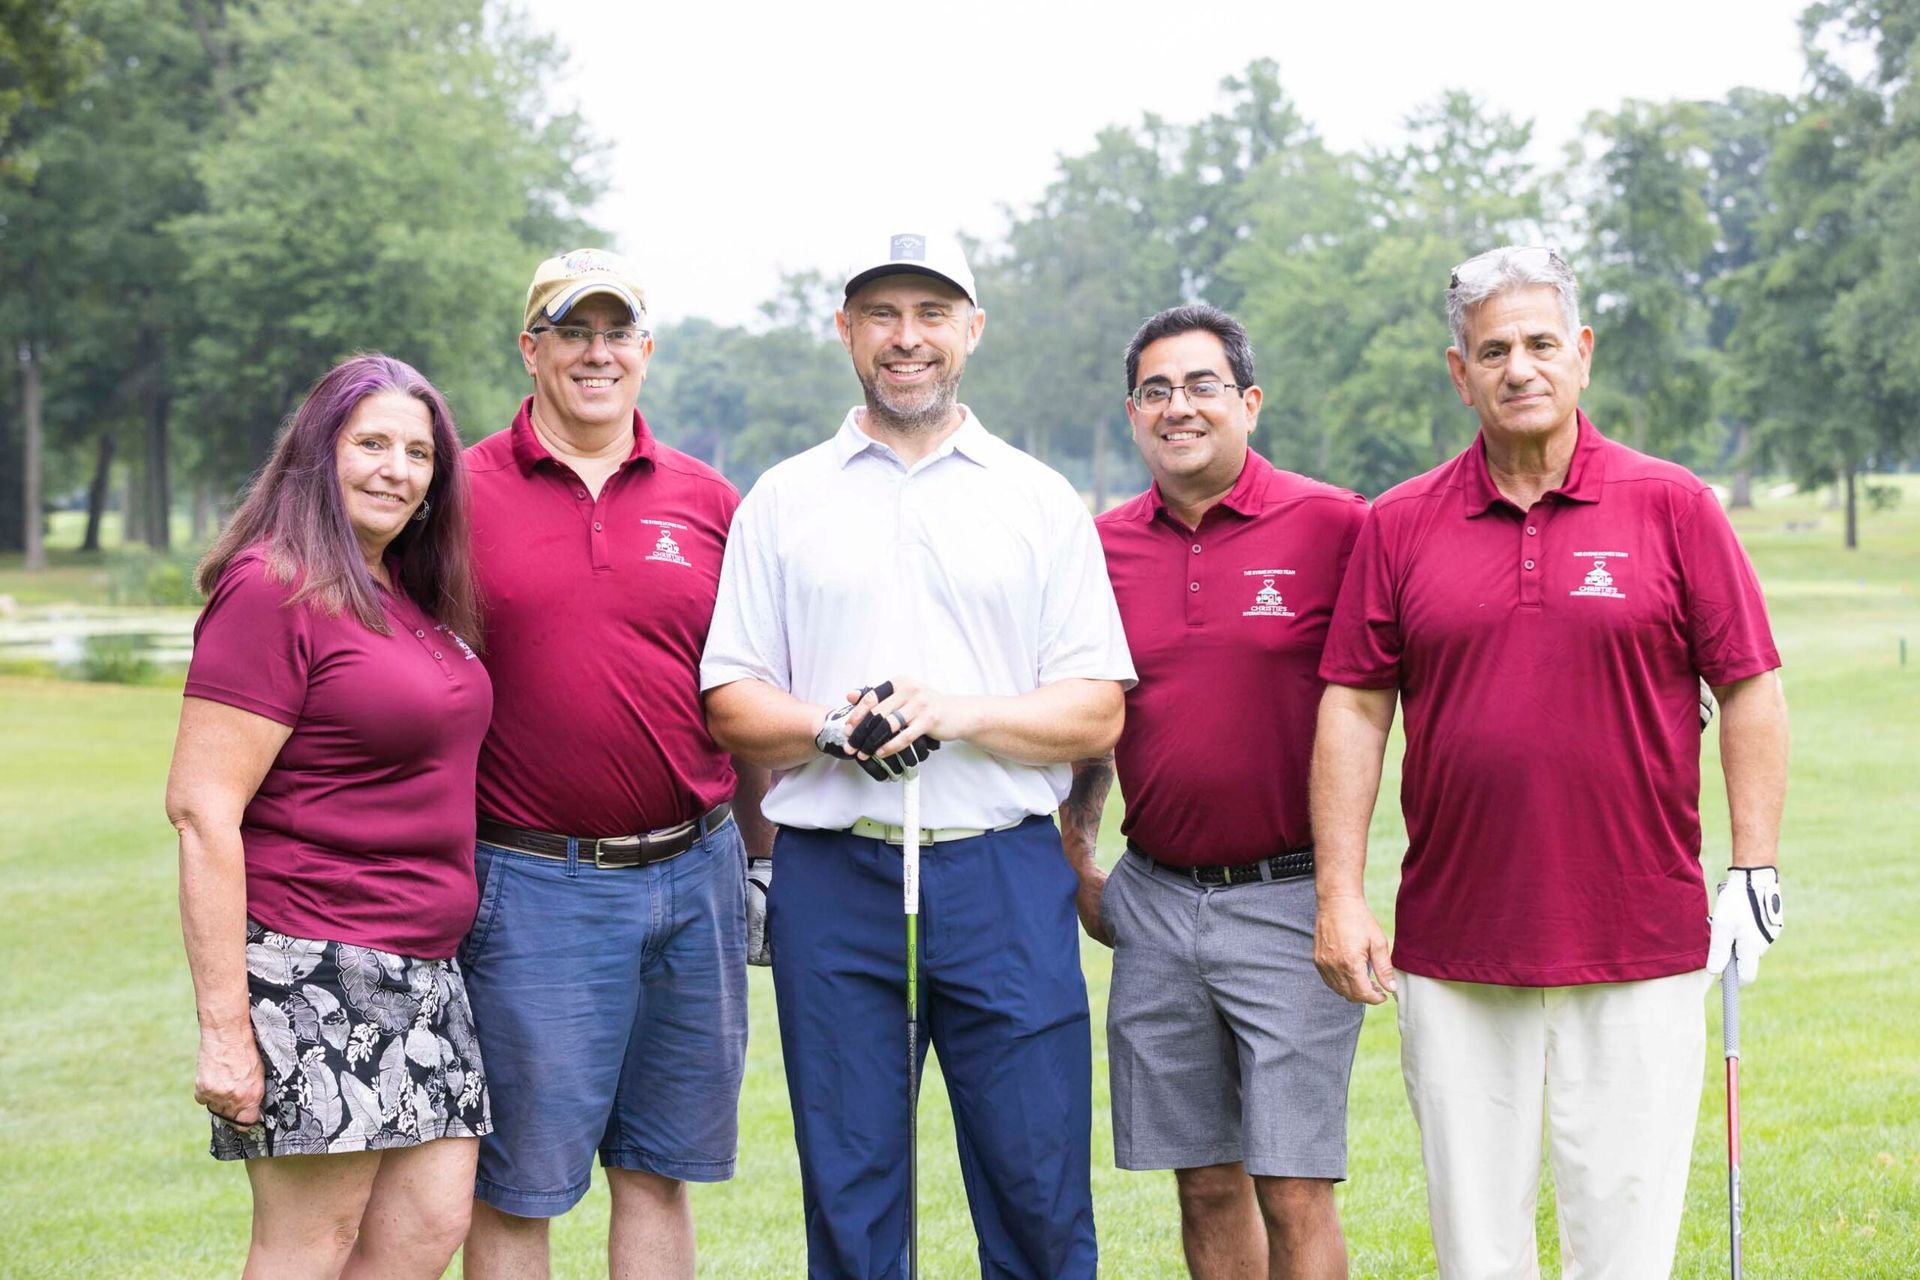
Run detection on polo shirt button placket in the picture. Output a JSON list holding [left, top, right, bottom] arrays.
[[1519, 514, 1543, 607]]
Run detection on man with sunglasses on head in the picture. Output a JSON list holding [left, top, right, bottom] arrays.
[[1312, 246, 1788, 1279], [1060, 305, 1368, 1280], [458, 249, 774, 1279]]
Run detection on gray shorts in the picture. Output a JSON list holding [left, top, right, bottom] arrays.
[[1101, 848, 1363, 1179]]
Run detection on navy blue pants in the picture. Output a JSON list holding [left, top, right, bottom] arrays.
[[769, 817, 1097, 1280]]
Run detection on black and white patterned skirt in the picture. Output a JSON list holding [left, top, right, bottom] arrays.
[[209, 921, 493, 1161]]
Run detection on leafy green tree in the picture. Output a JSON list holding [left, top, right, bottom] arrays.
[[1698, 88, 1795, 506], [1227, 91, 1538, 495], [169, 0, 602, 485], [1575, 100, 1716, 461]]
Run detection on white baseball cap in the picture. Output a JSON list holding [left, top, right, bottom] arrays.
[[843, 232, 976, 306]]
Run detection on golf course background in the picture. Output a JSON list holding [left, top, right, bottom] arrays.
[[2, 484, 1915, 1278]]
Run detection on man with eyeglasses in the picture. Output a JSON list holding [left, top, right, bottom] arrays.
[[701, 231, 1134, 1278], [1312, 246, 1787, 1278], [1061, 305, 1368, 1279], [458, 249, 774, 1279]]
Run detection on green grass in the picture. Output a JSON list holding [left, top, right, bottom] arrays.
[[2, 480, 1917, 1276]]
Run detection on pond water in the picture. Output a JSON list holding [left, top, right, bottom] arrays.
[[0, 607, 198, 670]]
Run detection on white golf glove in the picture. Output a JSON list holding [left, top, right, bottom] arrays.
[[745, 857, 772, 967], [1707, 866, 1782, 985]]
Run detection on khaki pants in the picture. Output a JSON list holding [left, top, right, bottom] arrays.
[[1398, 970, 1711, 1280]]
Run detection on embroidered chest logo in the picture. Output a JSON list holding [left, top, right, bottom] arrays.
[[1569, 549, 1627, 600], [1242, 567, 1297, 618], [436, 624, 479, 661], [642, 517, 692, 567]]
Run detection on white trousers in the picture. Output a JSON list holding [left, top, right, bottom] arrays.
[[1398, 970, 1711, 1280]]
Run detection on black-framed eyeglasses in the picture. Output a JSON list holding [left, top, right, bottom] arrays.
[[1448, 245, 1568, 290], [1130, 379, 1243, 410], [527, 324, 651, 350]]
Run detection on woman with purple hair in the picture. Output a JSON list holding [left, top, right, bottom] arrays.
[[165, 354, 493, 1277]]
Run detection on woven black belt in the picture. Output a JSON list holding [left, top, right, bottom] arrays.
[[477, 803, 732, 869], [1130, 843, 1314, 888]]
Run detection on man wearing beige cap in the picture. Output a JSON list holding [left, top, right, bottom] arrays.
[[459, 249, 773, 1278], [702, 232, 1133, 1277]]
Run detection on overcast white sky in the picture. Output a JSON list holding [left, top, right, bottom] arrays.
[[519, 0, 1813, 327]]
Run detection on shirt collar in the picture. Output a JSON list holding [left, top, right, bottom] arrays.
[[831, 405, 991, 470], [1461, 410, 1607, 516], [509, 397, 656, 476], [1148, 450, 1271, 524]]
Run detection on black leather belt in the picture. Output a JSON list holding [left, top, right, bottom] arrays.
[[1130, 843, 1314, 887], [477, 803, 732, 869]]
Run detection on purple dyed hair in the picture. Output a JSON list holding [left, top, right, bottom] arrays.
[[198, 353, 483, 647]]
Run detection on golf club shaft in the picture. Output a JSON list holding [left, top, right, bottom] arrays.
[[902, 774, 921, 1280], [1723, 952, 1742, 1280]]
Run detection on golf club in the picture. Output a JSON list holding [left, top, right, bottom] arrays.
[[1723, 948, 1743, 1280], [902, 767, 922, 1280]]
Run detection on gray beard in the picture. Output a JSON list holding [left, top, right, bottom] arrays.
[[859, 370, 961, 435]]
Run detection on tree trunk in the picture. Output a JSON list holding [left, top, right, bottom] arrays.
[[1844, 464, 1857, 550], [82, 432, 116, 552], [190, 481, 212, 544], [20, 341, 45, 571], [141, 330, 172, 550], [124, 454, 144, 546], [1728, 421, 1753, 509]]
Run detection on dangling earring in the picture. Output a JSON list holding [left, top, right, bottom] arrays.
[[411, 498, 431, 523]]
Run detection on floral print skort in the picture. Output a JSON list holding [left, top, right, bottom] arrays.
[[209, 921, 492, 1160]]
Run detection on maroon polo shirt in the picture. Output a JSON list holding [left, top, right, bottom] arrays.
[[1320, 414, 1780, 986], [467, 400, 738, 837], [1097, 451, 1368, 866], [184, 550, 494, 959]]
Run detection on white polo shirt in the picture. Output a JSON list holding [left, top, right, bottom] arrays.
[[701, 407, 1136, 831]]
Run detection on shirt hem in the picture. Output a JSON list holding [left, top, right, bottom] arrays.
[[1394, 948, 1707, 987]]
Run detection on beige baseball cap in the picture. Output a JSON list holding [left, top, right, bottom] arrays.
[[523, 249, 647, 330], [843, 232, 976, 305]]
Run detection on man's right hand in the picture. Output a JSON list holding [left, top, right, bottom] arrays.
[[196, 1024, 266, 1126], [1314, 894, 1396, 1004], [815, 691, 894, 781], [1074, 866, 1111, 948]]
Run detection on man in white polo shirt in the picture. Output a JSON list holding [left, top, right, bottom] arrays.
[[700, 231, 1134, 1280]]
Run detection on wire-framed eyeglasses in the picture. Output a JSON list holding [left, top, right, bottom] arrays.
[[1130, 380, 1243, 411], [527, 324, 651, 350]]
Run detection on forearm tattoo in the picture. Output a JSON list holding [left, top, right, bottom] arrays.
[[1061, 753, 1115, 850]]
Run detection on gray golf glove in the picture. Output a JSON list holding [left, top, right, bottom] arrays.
[[816, 696, 892, 782], [1699, 678, 1716, 731], [1707, 866, 1782, 985], [745, 857, 772, 967]]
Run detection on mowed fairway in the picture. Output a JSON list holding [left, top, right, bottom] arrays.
[[2, 482, 1916, 1278]]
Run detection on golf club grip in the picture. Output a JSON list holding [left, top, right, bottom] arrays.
[[902, 775, 921, 915], [1722, 953, 1740, 1058]]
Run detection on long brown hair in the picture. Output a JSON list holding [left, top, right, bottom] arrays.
[[198, 354, 483, 648]]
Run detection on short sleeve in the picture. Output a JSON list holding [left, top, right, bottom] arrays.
[[700, 481, 791, 693], [1680, 488, 1780, 686], [1037, 482, 1137, 688], [1318, 506, 1402, 689], [183, 556, 313, 725]]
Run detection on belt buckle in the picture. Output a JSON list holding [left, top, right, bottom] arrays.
[[1189, 865, 1227, 888], [591, 835, 645, 869]]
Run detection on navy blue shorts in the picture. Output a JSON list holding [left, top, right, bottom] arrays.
[[770, 816, 1097, 1279], [458, 817, 748, 1217]]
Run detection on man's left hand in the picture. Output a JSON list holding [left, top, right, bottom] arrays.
[[745, 857, 772, 966], [1707, 866, 1782, 985], [854, 677, 976, 763]]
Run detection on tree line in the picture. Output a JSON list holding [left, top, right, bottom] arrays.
[[4, 1, 1917, 566]]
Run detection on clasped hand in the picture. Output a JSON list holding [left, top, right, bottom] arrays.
[[815, 680, 945, 781]]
